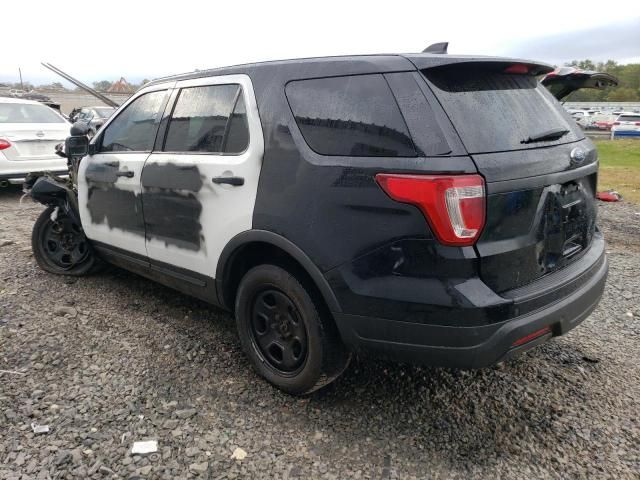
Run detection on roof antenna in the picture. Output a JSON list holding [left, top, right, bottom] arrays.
[[422, 42, 448, 54]]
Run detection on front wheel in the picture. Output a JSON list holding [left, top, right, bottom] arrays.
[[32, 206, 97, 276], [235, 264, 351, 395]]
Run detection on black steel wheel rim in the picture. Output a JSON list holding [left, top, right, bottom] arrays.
[[41, 214, 89, 269], [250, 289, 308, 374]]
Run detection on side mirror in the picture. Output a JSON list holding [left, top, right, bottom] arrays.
[[65, 135, 89, 157], [70, 121, 89, 136]]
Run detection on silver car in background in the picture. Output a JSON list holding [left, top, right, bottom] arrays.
[[0, 98, 70, 186]]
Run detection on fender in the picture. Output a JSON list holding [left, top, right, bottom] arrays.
[[25, 174, 82, 226], [216, 230, 342, 313]]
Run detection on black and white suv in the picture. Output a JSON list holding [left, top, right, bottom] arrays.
[[27, 51, 609, 394]]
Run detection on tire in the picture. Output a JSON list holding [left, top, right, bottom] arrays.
[[235, 264, 351, 395], [31, 206, 97, 276]]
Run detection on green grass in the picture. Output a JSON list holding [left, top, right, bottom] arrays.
[[594, 139, 640, 204]]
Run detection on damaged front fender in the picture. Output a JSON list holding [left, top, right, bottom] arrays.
[[24, 173, 82, 227]]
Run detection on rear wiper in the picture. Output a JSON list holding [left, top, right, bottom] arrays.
[[521, 128, 570, 144]]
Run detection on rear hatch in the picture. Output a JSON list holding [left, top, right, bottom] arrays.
[[421, 62, 599, 293]]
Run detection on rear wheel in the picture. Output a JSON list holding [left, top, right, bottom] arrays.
[[235, 264, 350, 395], [32, 206, 97, 276]]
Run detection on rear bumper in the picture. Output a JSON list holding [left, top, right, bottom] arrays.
[[0, 154, 68, 184], [333, 243, 608, 369]]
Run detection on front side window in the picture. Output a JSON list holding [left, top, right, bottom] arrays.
[[100, 90, 167, 152], [285, 74, 416, 157], [164, 84, 249, 154]]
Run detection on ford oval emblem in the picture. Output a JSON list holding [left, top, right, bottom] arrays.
[[570, 147, 586, 165], [35, 131, 45, 138]]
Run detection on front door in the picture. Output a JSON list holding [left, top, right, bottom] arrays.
[[78, 84, 172, 256], [141, 74, 264, 278]]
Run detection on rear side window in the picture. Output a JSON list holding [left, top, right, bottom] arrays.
[[100, 90, 167, 152], [164, 84, 249, 154], [618, 115, 640, 122], [286, 75, 416, 157], [423, 65, 582, 154]]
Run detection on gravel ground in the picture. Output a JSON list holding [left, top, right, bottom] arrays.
[[1, 186, 639, 479]]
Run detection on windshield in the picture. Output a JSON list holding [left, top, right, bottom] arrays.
[[94, 108, 115, 119], [422, 65, 582, 153], [0, 103, 66, 124]]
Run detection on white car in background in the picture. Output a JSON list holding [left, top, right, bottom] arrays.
[[570, 110, 598, 128], [611, 113, 640, 139], [0, 98, 70, 186]]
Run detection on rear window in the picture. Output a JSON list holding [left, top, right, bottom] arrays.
[[618, 115, 640, 122], [423, 65, 582, 154], [286, 75, 416, 157], [0, 103, 66, 124]]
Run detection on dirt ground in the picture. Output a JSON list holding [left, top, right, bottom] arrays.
[[1, 185, 639, 479]]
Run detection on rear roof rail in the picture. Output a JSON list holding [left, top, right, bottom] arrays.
[[422, 42, 448, 54]]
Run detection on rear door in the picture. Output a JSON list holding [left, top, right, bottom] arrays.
[[421, 63, 599, 292], [78, 84, 173, 256], [141, 74, 263, 278]]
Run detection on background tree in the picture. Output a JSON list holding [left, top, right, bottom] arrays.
[[92, 80, 112, 92]]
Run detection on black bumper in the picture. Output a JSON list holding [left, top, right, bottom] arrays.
[[333, 246, 608, 369]]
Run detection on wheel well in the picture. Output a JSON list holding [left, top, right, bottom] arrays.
[[221, 242, 330, 316]]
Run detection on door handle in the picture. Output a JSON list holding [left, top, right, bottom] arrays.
[[115, 170, 134, 178], [212, 176, 244, 186]]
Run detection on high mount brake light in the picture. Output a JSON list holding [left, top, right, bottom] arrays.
[[0, 139, 11, 150], [504, 64, 530, 75], [375, 174, 486, 246]]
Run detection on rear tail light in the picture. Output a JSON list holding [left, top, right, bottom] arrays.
[[635, 122, 640, 126], [0, 139, 11, 150], [375, 174, 486, 246]]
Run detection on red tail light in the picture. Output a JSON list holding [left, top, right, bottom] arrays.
[[376, 174, 486, 246], [635, 122, 640, 126], [511, 326, 552, 348], [0, 139, 11, 150]]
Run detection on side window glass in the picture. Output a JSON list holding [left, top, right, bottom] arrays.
[[223, 94, 249, 154], [164, 84, 248, 154], [100, 90, 167, 152], [285, 74, 416, 157]]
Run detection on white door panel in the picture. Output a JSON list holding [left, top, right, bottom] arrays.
[[143, 74, 264, 279], [78, 83, 174, 256]]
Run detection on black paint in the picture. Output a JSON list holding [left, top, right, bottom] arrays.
[[84, 161, 204, 251]]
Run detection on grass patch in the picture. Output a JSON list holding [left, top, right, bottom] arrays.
[[594, 139, 640, 204]]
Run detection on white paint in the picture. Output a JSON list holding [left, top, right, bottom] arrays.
[[144, 74, 264, 279], [131, 440, 158, 454], [78, 81, 175, 257]]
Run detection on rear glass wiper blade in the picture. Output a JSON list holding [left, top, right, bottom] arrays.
[[521, 128, 570, 144]]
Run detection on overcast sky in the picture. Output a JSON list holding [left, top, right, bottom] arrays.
[[2, 0, 639, 87]]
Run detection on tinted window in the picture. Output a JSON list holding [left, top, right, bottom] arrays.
[[0, 103, 66, 124], [423, 65, 582, 154], [286, 75, 416, 157], [164, 84, 249, 154], [618, 115, 640, 122], [100, 90, 167, 152]]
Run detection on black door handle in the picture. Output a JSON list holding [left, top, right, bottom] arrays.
[[212, 176, 244, 186], [116, 170, 134, 178]]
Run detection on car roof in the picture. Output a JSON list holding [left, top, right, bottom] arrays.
[[147, 53, 554, 86], [0, 97, 45, 105]]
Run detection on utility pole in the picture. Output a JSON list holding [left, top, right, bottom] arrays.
[[19, 68, 24, 90]]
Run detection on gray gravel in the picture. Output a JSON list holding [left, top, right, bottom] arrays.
[[1, 186, 639, 479]]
